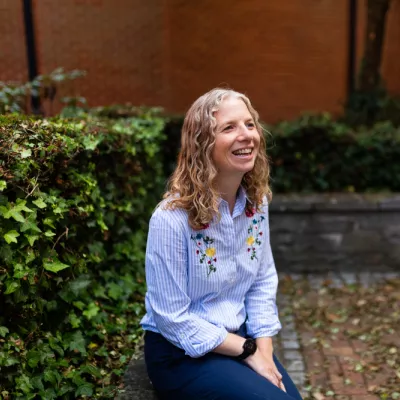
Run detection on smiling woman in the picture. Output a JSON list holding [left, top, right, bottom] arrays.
[[140, 88, 303, 400]]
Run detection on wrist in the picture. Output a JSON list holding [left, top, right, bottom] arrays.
[[236, 338, 257, 361]]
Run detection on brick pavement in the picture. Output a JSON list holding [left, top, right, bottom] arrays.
[[274, 271, 400, 400]]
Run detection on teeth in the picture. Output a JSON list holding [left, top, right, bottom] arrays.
[[233, 149, 252, 155]]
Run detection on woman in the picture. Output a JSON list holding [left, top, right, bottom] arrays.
[[140, 88, 303, 400]]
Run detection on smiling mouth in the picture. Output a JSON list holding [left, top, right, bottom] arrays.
[[232, 148, 253, 156]]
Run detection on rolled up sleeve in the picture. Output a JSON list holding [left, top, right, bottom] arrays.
[[244, 204, 281, 338], [145, 209, 228, 358]]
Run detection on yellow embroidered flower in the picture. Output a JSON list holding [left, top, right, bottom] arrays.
[[246, 236, 255, 246], [205, 247, 216, 257]]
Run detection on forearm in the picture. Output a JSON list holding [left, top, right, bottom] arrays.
[[255, 337, 274, 359], [212, 332, 246, 357]]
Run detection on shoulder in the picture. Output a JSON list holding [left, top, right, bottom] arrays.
[[150, 199, 189, 232]]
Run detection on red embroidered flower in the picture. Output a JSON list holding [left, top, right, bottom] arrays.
[[245, 208, 256, 218]]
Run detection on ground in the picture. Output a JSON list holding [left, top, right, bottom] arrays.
[[274, 271, 400, 400]]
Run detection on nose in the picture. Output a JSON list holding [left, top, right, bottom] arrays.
[[238, 123, 253, 140]]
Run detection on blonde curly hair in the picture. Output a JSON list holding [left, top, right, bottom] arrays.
[[163, 88, 272, 229]]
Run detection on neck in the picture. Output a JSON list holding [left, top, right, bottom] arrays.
[[215, 174, 243, 214]]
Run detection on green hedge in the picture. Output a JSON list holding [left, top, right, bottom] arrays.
[[267, 114, 400, 193], [0, 112, 166, 399]]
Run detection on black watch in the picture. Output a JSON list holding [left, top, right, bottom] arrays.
[[236, 338, 257, 360]]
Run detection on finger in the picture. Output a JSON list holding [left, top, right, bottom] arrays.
[[265, 373, 280, 387], [273, 367, 283, 381], [279, 381, 287, 393]]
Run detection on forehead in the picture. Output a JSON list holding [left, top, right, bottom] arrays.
[[214, 96, 252, 123]]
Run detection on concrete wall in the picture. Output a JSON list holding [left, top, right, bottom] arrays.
[[270, 194, 400, 272]]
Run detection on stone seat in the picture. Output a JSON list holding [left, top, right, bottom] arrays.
[[119, 357, 158, 400]]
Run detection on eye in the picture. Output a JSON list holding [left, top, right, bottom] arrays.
[[246, 121, 255, 128], [223, 125, 233, 131]]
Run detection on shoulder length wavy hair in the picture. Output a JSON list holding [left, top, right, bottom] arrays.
[[163, 88, 272, 229]]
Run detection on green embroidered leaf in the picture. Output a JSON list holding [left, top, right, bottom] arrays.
[[43, 259, 70, 273], [33, 198, 47, 209], [4, 230, 20, 244]]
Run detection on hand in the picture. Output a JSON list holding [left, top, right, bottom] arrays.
[[244, 350, 285, 391]]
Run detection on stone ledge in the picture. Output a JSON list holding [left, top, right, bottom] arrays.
[[118, 358, 157, 400], [269, 193, 400, 213]]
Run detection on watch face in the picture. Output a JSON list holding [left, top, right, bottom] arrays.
[[244, 339, 257, 355]]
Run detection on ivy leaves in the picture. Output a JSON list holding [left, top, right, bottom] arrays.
[[0, 111, 166, 398]]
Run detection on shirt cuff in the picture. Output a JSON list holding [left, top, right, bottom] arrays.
[[180, 326, 228, 358]]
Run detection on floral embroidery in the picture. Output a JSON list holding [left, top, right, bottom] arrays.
[[246, 212, 265, 261], [191, 232, 217, 277], [245, 207, 256, 218]]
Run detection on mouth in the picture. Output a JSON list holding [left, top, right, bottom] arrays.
[[232, 148, 253, 157]]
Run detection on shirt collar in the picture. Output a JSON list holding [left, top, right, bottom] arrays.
[[218, 185, 250, 218]]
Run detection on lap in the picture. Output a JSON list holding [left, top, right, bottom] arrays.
[[144, 331, 303, 400]]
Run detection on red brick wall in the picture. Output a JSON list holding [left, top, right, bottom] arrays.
[[32, 0, 165, 109], [0, 0, 399, 121], [166, 0, 349, 123], [0, 0, 28, 83]]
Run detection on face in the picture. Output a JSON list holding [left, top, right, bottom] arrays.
[[212, 96, 260, 181]]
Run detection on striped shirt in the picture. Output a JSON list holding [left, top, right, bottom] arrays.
[[140, 186, 281, 358]]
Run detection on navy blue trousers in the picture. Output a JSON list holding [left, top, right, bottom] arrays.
[[144, 325, 303, 400]]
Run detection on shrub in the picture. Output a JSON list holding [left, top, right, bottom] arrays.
[[266, 114, 400, 193], [0, 111, 166, 399]]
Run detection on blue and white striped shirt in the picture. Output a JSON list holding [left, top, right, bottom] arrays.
[[140, 187, 281, 358]]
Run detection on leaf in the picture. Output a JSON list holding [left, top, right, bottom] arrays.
[[25, 234, 39, 246], [20, 214, 42, 233], [82, 302, 100, 320], [3, 209, 25, 223], [20, 148, 32, 158], [4, 280, 19, 295], [4, 230, 19, 244], [15, 374, 34, 394], [44, 230, 56, 237], [33, 198, 47, 209], [80, 364, 102, 378], [75, 383, 93, 397], [0, 326, 9, 337], [27, 350, 41, 368], [43, 259, 70, 273], [0, 180, 7, 191], [67, 330, 87, 355], [44, 369, 61, 385], [108, 282, 124, 300], [31, 375, 44, 391]]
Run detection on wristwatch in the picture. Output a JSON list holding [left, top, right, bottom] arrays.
[[236, 338, 257, 360]]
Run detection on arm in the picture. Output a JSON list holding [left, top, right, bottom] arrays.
[[244, 203, 281, 353], [146, 209, 228, 358]]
